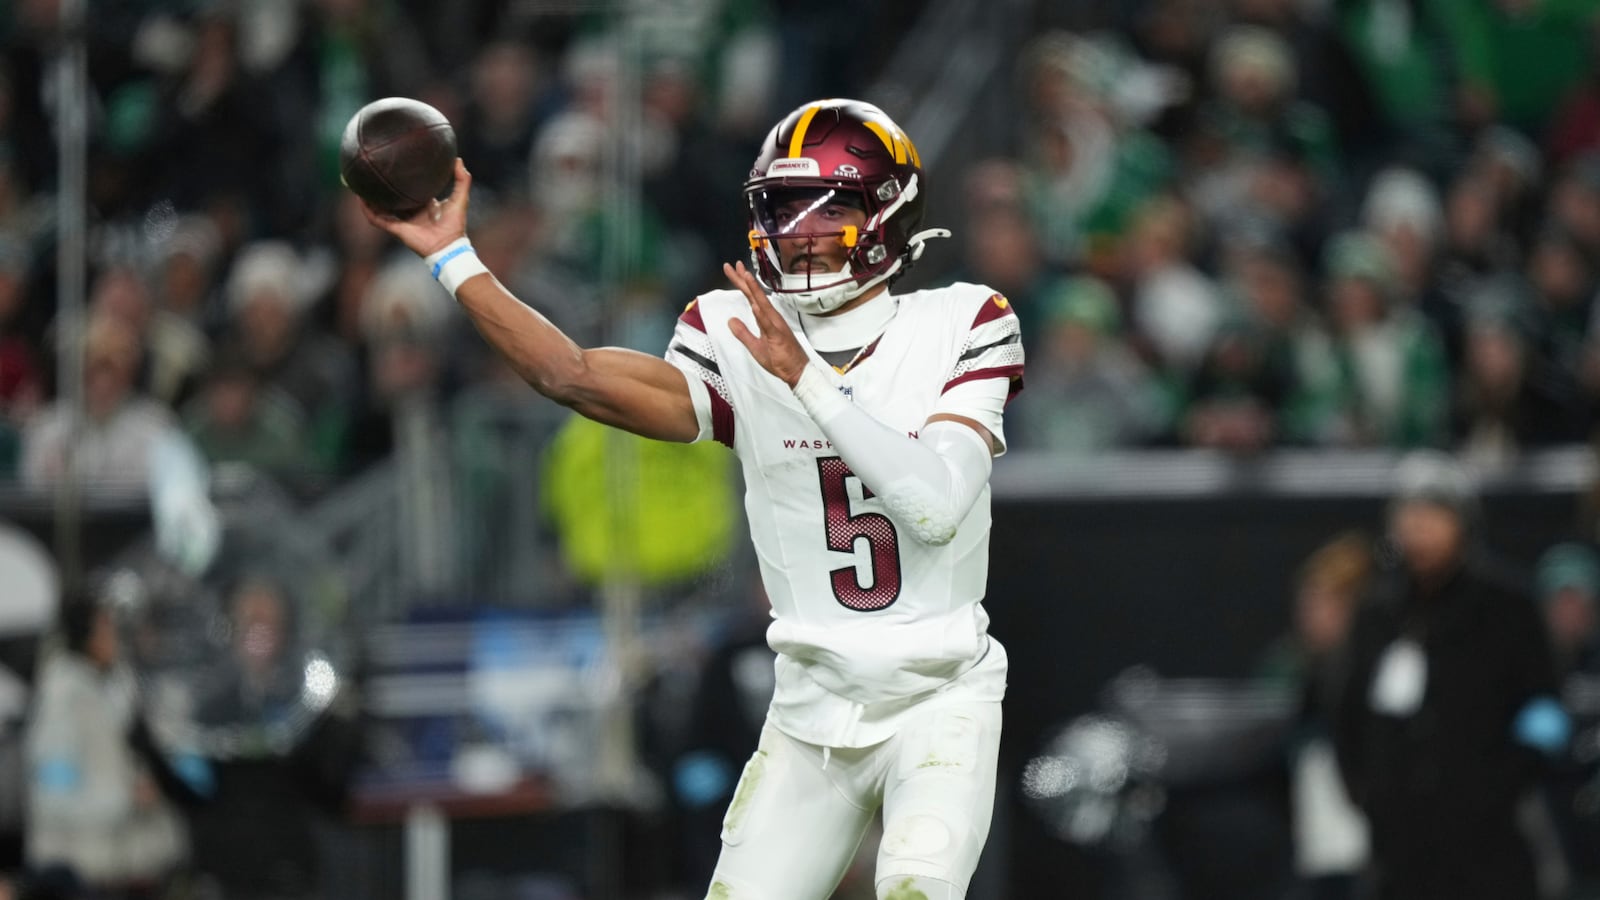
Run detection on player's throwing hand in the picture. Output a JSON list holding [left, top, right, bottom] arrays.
[[724, 260, 808, 388], [359, 158, 473, 259]]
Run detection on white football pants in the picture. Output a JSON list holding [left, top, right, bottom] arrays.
[[704, 697, 1001, 900]]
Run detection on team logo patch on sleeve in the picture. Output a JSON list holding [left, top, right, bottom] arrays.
[[971, 294, 1014, 325]]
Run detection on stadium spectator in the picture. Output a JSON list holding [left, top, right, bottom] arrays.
[[999, 275, 1161, 454], [1181, 312, 1289, 454], [185, 575, 363, 900], [1471, 126, 1546, 242], [1334, 451, 1564, 900], [145, 216, 221, 408], [1189, 25, 1338, 211], [19, 308, 220, 574], [1522, 227, 1598, 423], [638, 54, 752, 301], [1452, 279, 1590, 464], [321, 192, 396, 346], [75, 262, 197, 432], [1127, 194, 1224, 378], [20, 314, 178, 493], [180, 354, 315, 485], [1258, 531, 1375, 900], [24, 594, 189, 900], [1543, 154, 1600, 267], [1361, 168, 1450, 341], [1016, 32, 1176, 269], [221, 241, 353, 475], [1537, 542, 1600, 679], [1320, 231, 1451, 448], [1531, 542, 1600, 899], [339, 257, 458, 473], [526, 108, 672, 334], [142, 13, 303, 235], [1436, 168, 1522, 299], [455, 40, 547, 204], [1220, 231, 1344, 445]]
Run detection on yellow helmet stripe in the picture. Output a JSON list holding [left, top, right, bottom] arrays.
[[788, 105, 822, 158], [862, 121, 904, 163]]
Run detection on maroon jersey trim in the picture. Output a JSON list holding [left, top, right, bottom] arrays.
[[708, 382, 735, 447], [942, 365, 1025, 405]]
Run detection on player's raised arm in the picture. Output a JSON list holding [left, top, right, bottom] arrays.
[[360, 159, 700, 443]]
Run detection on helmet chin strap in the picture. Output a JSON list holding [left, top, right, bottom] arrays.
[[783, 266, 866, 314]]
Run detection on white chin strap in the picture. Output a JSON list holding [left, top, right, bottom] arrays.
[[782, 266, 869, 315], [782, 227, 953, 315]]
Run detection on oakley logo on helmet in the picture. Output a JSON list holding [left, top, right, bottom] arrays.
[[834, 164, 861, 178], [767, 158, 821, 177]]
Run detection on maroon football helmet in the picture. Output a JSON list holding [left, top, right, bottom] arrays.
[[745, 99, 949, 313]]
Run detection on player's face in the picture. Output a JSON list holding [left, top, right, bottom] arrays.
[[768, 191, 868, 276]]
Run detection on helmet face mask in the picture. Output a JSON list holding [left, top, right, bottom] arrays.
[[744, 99, 941, 314], [748, 185, 873, 308]]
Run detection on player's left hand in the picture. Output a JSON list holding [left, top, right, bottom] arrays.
[[725, 261, 809, 387]]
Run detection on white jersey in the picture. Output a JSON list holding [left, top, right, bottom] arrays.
[[666, 282, 1024, 747]]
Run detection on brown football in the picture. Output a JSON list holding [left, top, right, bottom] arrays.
[[339, 97, 457, 217]]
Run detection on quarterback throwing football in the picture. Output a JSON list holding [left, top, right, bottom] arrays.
[[364, 98, 1023, 900]]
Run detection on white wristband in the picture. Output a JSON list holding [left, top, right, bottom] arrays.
[[792, 364, 850, 423], [424, 237, 490, 297]]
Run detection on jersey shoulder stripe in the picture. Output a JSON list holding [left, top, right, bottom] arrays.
[[944, 290, 1024, 402], [668, 297, 736, 445]]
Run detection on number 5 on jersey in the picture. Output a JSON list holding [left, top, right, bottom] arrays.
[[816, 456, 903, 612]]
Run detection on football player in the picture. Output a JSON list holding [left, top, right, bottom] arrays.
[[362, 98, 1023, 900]]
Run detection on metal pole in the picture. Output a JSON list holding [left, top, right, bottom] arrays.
[[595, 17, 645, 797], [52, 0, 88, 590], [592, 14, 644, 900]]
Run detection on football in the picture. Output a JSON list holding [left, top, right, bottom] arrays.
[[339, 97, 458, 217]]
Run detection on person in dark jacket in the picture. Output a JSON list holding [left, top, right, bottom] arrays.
[[185, 575, 363, 900], [1335, 450, 1566, 900]]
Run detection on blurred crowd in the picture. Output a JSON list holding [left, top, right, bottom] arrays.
[[996, 0, 1600, 462], [0, 0, 1599, 505], [0, 0, 909, 499]]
